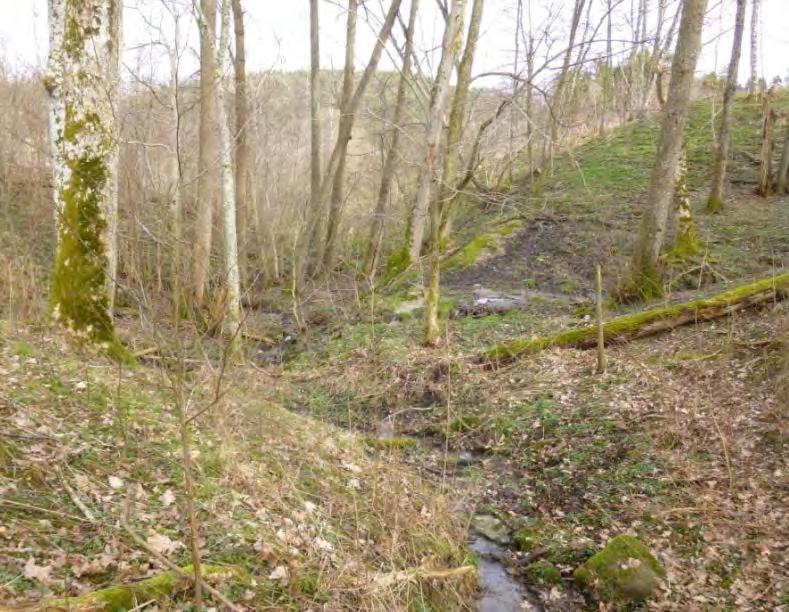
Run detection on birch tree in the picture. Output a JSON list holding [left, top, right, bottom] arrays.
[[626, 0, 707, 299], [192, 0, 219, 308], [706, 0, 747, 213], [214, 0, 241, 337], [231, 0, 250, 279], [47, 0, 122, 350], [405, 0, 465, 265]]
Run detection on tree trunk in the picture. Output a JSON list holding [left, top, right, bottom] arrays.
[[167, 15, 184, 316], [706, 0, 747, 213], [757, 91, 774, 197], [215, 0, 242, 340], [748, 0, 760, 96], [776, 125, 789, 194], [48, 0, 120, 350], [307, 0, 322, 262], [307, 0, 403, 275], [192, 0, 218, 308], [672, 147, 700, 255], [436, 0, 484, 245], [231, 0, 250, 284], [105, 0, 121, 314], [362, 0, 419, 280], [424, 0, 484, 347], [626, 0, 707, 300], [406, 0, 466, 264]]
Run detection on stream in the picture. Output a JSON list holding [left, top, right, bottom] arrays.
[[470, 534, 541, 611]]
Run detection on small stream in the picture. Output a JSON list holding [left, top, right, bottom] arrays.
[[470, 535, 541, 611]]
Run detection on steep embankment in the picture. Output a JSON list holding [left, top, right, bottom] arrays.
[[0, 327, 473, 610]]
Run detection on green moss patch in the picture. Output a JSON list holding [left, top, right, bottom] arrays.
[[573, 535, 664, 605]]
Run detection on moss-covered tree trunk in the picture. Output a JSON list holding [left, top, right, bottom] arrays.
[[672, 147, 700, 256], [626, 0, 707, 300], [423, 0, 483, 346], [706, 0, 747, 213], [48, 0, 120, 349]]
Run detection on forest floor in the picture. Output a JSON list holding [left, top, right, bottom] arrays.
[[1, 94, 787, 610]]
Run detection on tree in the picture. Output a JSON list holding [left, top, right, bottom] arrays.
[[625, 0, 707, 299], [362, 0, 419, 280], [748, 0, 760, 96], [307, 0, 322, 263], [424, 0, 484, 347], [231, 0, 250, 281], [706, 0, 747, 213], [405, 0, 466, 265], [671, 146, 700, 255], [214, 0, 242, 339], [47, 0, 122, 350], [192, 0, 219, 308], [309, 0, 403, 274]]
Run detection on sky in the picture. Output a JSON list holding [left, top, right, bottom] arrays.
[[0, 0, 787, 88]]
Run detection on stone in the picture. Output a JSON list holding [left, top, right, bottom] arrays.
[[472, 514, 511, 545], [573, 535, 664, 605]]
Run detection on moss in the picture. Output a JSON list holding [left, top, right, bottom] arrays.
[[573, 535, 664, 605], [482, 272, 789, 363], [513, 518, 543, 552], [706, 194, 724, 214], [524, 560, 562, 586], [443, 234, 499, 271], [448, 414, 481, 432], [45, 564, 241, 610]]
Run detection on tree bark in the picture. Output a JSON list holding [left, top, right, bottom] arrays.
[[307, 0, 322, 260], [776, 125, 789, 194], [672, 146, 699, 255], [231, 0, 250, 284], [757, 91, 774, 197], [48, 0, 120, 350], [748, 0, 760, 96], [706, 0, 747, 213], [192, 0, 219, 308], [167, 13, 184, 316], [406, 0, 466, 264], [362, 0, 419, 280], [627, 0, 707, 299], [215, 0, 242, 341]]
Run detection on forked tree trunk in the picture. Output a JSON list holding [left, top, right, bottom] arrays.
[[192, 0, 219, 308], [48, 0, 120, 350], [406, 0, 466, 265], [707, 0, 747, 213], [214, 0, 242, 340], [627, 0, 707, 299], [362, 0, 419, 280]]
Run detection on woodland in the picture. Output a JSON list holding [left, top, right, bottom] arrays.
[[0, 0, 787, 610]]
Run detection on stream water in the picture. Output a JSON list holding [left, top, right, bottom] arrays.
[[470, 535, 540, 611]]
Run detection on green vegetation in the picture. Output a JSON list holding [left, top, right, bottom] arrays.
[[573, 535, 665, 605]]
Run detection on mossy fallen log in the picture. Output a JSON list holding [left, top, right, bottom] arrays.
[[5, 565, 239, 611], [481, 273, 789, 366]]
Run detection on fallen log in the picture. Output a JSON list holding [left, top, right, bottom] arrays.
[[3, 565, 241, 611], [480, 273, 789, 366]]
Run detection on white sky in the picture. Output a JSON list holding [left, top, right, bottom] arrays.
[[0, 1, 787, 88]]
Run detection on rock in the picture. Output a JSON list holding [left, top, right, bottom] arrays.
[[524, 560, 562, 586], [472, 514, 511, 545], [573, 535, 664, 605]]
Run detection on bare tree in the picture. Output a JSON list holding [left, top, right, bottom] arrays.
[[362, 0, 419, 279], [307, 0, 322, 259], [626, 0, 707, 299], [215, 0, 241, 339], [406, 0, 466, 265], [192, 0, 218, 308], [424, 0, 484, 347], [48, 0, 121, 350], [706, 0, 747, 213], [231, 0, 250, 281]]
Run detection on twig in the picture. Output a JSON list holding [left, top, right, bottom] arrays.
[[120, 500, 243, 612], [711, 411, 736, 497], [0, 499, 94, 524], [59, 475, 97, 522]]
